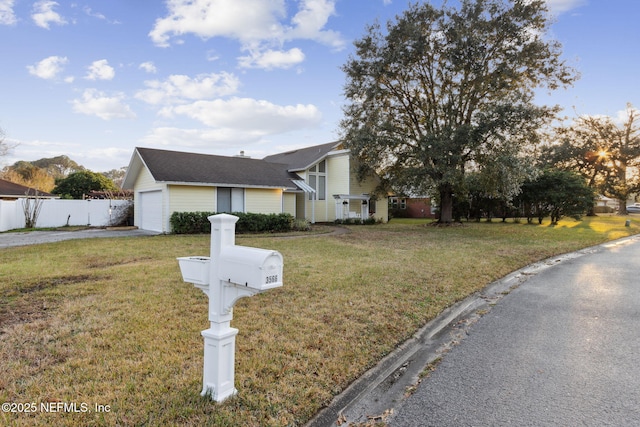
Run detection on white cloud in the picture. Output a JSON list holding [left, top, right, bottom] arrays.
[[149, 0, 344, 69], [286, 0, 343, 49], [544, 0, 587, 15], [238, 48, 305, 70], [162, 97, 321, 135], [0, 0, 16, 25], [26, 55, 68, 80], [614, 106, 640, 126], [135, 72, 240, 105], [71, 89, 136, 120], [149, 0, 285, 47], [139, 61, 157, 74], [32, 0, 67, 29], [85, 59, 115, 80]]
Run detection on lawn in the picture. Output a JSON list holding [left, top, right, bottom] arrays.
[[1, 216, 638, 426]]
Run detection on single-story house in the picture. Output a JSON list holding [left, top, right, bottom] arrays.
[[122, 142, 388, 232], [0, 178, 56, 200]]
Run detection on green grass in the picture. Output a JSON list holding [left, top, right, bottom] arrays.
[[0, 216, 638, 426]]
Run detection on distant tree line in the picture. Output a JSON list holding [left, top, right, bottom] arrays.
[[0, 154, 129, 199]]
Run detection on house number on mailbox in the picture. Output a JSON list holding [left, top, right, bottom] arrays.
[[265, 275, 278, 284]]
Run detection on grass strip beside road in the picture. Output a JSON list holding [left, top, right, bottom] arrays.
[[0, 216, 638, 426]]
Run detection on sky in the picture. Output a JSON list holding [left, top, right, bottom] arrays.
[[1, 0, 639, 173]]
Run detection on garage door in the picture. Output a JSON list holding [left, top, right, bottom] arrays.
[[139, 190, 163, 232]]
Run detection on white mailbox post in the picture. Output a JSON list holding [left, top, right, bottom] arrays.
[[177, 213, 283, 402]]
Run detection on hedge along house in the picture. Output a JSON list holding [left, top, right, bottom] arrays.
[[122, 143, 387, 232]]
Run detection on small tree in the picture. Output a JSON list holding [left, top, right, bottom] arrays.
[[52, 170, 119, 199], [0, 126, 17, 159], [22, 191, 44, 229]]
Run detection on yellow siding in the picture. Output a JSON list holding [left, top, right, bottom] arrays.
[[325, 153, 351, 222], [350, 171, 378, 195], [283, 192, 296, 216], [327, 153, 350, 196], [308, 200, 329, 222], [134, 166, 162, 191], [168, 185, 215, 213], [245, 188, 283, 214]]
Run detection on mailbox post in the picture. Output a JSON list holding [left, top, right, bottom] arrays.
[[177, 213, 283, 402]]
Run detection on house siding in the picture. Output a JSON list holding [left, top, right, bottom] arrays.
[[327, 153, 351, 221], [328, 153, 350, 195], [168, 185, 215, 213], [245, 188, 283, 214], [134, 166, 162, 191], [283, 192, 296, 216], [347, 160, 389, 223]]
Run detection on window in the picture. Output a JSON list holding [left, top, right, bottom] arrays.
[[308, 160, 326, 200], [217, 187, 244, 213], [389, 197, 407, 210]]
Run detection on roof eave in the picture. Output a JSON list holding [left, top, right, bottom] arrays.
[[162, 181, 296, 190]]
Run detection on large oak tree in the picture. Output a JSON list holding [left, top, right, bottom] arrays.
[[341, 0, 576, 222], [543, 104, 640, 214]]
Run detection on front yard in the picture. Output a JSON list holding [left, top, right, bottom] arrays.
[[1, 217, 638, 426]]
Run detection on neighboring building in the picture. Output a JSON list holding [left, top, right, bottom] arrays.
[[389, 195, 437, 219], [595, 195, 619, 213], [0, 178, 56, 200], [122, 142, 387, 232]]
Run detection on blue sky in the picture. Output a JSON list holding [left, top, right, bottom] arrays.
[[1, 0, 638, 172]]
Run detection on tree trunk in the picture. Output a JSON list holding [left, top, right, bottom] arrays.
[[618, 198, 628, 215], [439, 187, 454, 223]]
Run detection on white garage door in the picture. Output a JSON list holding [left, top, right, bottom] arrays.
[[139, 190, 163, 232]]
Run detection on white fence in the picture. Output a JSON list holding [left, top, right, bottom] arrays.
[[0, 198, 131, 232]]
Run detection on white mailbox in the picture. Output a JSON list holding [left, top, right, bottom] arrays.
[[219, 246, 283, 291], [177, 213, 284, 402]]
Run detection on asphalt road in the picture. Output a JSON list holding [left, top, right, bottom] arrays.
[[389, 237, 640, 426]]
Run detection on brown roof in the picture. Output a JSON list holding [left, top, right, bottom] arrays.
[[263, 141, 342, 171], [0, 178, 55, 198], [133, 147, 300, 189]]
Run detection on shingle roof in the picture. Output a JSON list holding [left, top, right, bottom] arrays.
[[134, 147, 299, 189], [263, 141, 342, 171], [0, 178, 55, 198]]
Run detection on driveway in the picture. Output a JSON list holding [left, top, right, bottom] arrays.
[[0, 228, 159, 249]]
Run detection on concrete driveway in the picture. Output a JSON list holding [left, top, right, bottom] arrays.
[[0, 228, 159, 249]]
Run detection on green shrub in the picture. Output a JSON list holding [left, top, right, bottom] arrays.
[[169, 211, 213, 234], [292, 218, 311, 231], [170, 211, 294, 234]]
